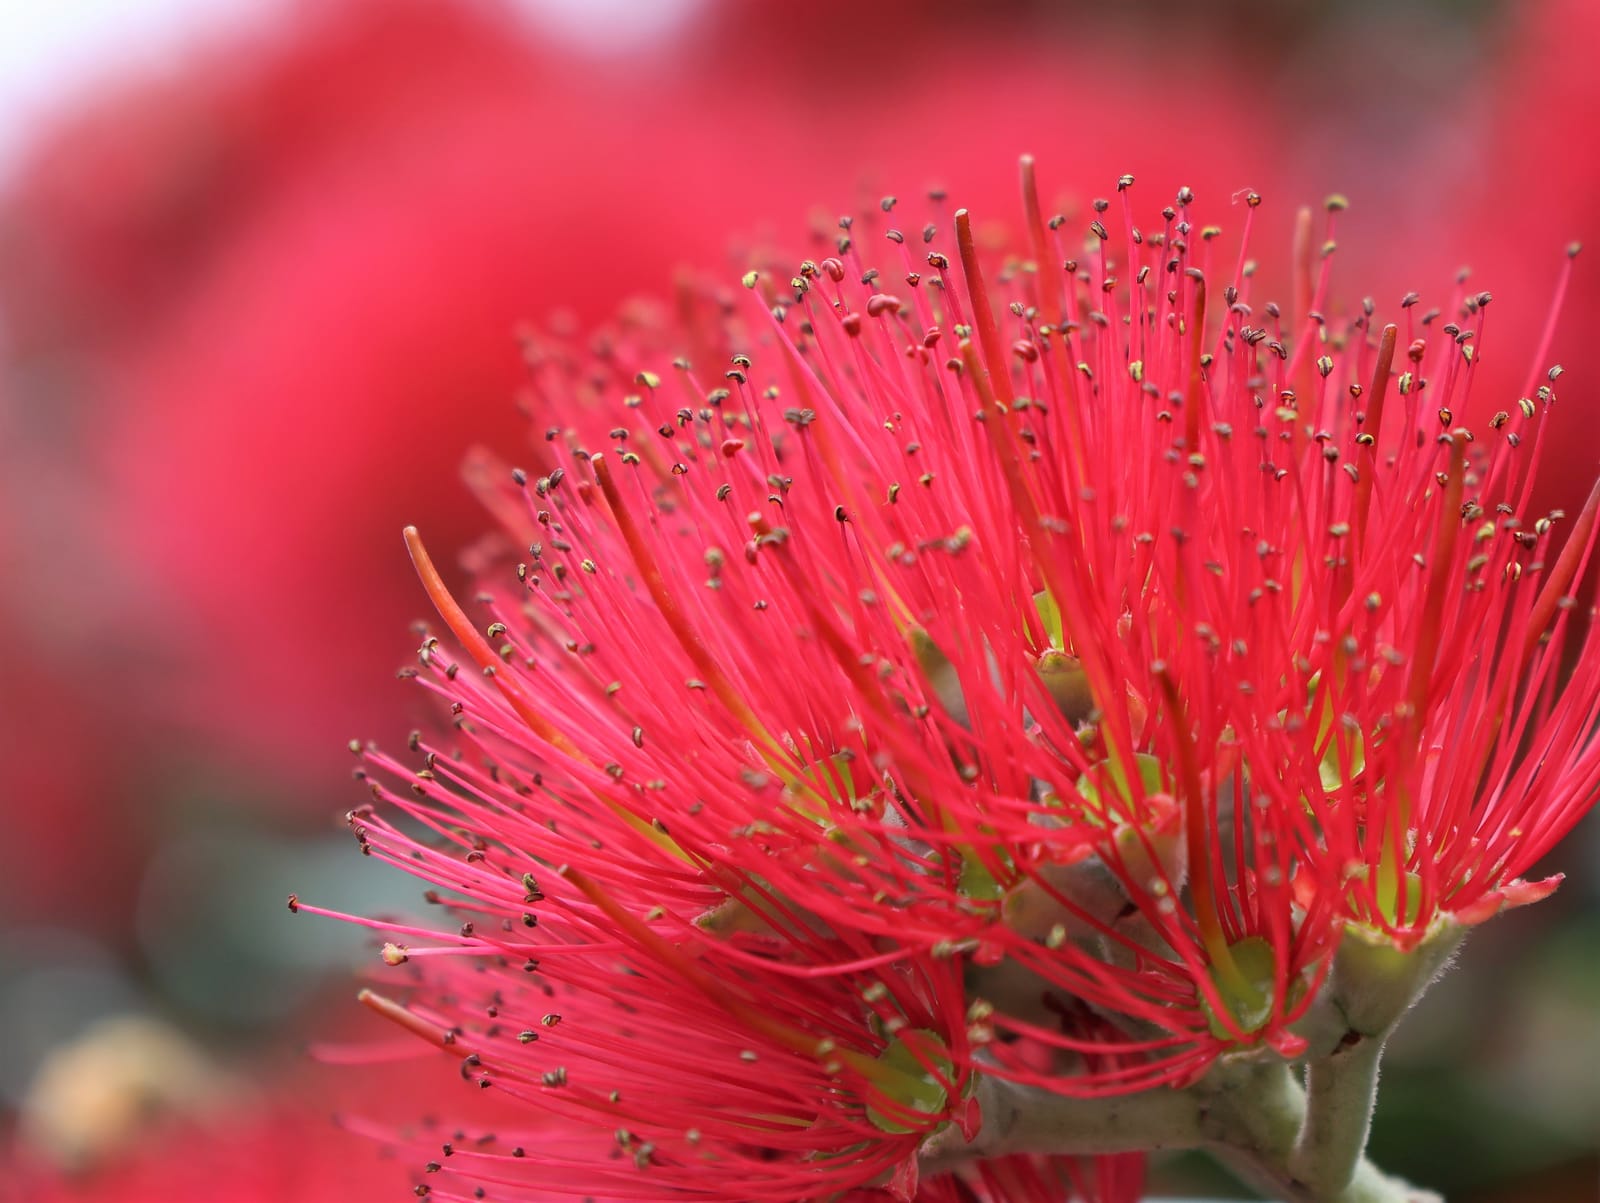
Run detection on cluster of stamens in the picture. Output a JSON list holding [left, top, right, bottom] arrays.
[[297, 158, 1600, 1202]]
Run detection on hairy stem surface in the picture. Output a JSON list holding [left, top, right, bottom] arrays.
[[923, 1061, 1440, 1203]]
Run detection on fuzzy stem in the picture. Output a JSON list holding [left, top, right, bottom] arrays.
[[920, 1075, 1206, 1165], [924, 1061, 1439, 1203], [1291, 1034, 1385, 1194], [1283, 921, 1467, 1196], [1215, 1062, 1437, 1203]]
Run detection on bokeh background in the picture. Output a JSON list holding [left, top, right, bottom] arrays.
[[1, 1, 1596, 1199]]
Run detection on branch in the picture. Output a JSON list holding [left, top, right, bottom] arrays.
[[1214, 1061, 1437, 1203], [922, 1062, 1439, 1203], [920, 1075, 1206, 1168]]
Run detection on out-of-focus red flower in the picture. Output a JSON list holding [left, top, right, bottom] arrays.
[[1461, 0, 1600, 522], [0, 650, 148, 926], [9, 1112, 404, 1203], [5, 1016, 415, 1202], [0, 0, 1272, 817], [1298, 0, 1598, 536]]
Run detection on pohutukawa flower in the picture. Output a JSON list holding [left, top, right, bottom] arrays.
[[303, 157, 1599, 1201]]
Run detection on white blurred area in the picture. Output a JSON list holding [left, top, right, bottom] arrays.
[[0, 0, 704, 176], [0, 0, 273, 173]]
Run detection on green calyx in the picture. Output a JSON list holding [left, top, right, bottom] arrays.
[[1318, 724, 1366, 791], [1329, 918, 1466, 1037], [1110, 805, 1186, 895], [1201, 936, 1279, 1040], [863, 1029, 955, 1134], [1033, 588, 1065, 647], [1372, 865, 1425, 930], [1075, 751, 1166, 824], [1036, 647, 1095, 725], [958, 853, 1004, 902]]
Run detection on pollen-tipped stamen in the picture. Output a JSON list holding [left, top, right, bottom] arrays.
[[403, 524, 577, 755], [1374, 432, 1469, 924], [358, 987, 465, 1051], [1351, 323, 1399, 551], [1521, 473, 1600, 664], [560, 865, 948, 1118], [404, 524, 687, 860], [590, 454, 788, 765]]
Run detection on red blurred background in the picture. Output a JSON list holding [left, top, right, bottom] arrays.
[[0, 1, 1595, 1198]]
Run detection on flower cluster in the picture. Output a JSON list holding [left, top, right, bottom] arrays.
[[307, 159, 1599, 1200]]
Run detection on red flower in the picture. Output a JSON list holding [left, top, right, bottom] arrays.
[[1402, 0, 1600, 524], [307, 160, 1598, 1199], [1282, 323, 1600, 943]]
